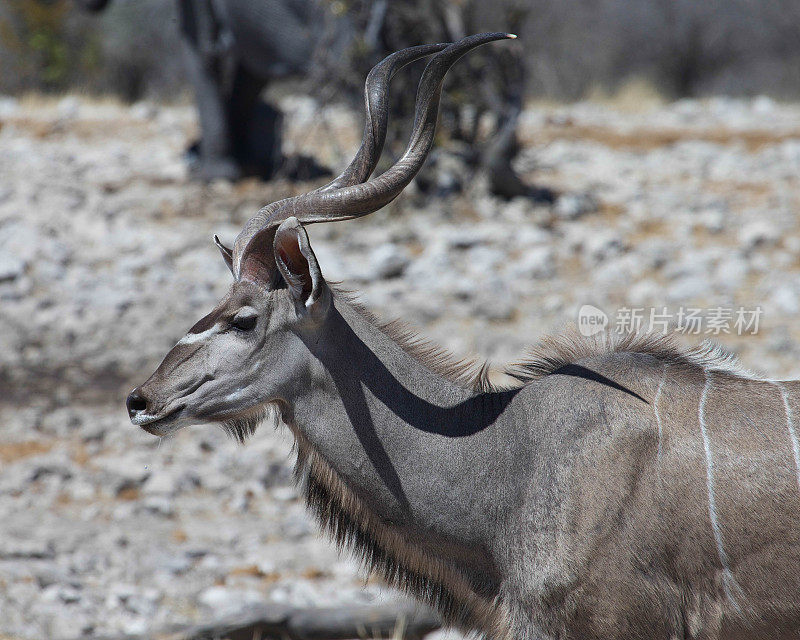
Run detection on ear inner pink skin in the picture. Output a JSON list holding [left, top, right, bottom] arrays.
[[275, 231, 312, 298]]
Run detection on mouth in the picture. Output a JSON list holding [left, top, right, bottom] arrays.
[[131, 404, 186, 435]]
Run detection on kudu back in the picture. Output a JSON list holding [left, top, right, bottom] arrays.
[[126, 34, 800, 640]]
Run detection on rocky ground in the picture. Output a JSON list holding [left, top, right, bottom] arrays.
[[2, 92, 800, 638]]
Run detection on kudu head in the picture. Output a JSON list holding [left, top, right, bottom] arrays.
[[126, 33, 516, 440]]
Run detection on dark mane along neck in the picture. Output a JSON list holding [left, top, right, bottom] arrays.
[[333, 290, 753, 393], [332, 288, 497, 393]]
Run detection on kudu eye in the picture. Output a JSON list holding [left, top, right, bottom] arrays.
[[231, 309, 258, 332]]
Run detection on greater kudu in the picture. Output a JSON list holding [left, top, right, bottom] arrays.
[[126, 33, 800, 640]]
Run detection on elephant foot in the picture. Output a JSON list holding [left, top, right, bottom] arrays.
[[184, 141, 332, 183], [279, 154, 332, 182], [488, 162, 556, 203], [190, 156, 242, 182]]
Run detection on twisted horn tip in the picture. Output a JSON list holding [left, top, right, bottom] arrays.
[[506, 33, 518, 39]]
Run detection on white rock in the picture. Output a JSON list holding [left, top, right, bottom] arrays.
[[272, 486, 299, 502], [695, 209, 725, 233], [57, 96, 81, 120], [0, 540, 54, 560], [0, 95, 18, 117], [738, 220, 779, 251], [581, 230, 624, 264], [511, 246, 555, 279], [368, 243, 409, 280], [666, 275, 712, 303], [122, 618, 149, 635], [142, 495, 174, 517], [198, 586, 264, 617], [752, 95, 775, 114], [142, 471, 177, 496], [130, 101, 158, 120], [771, 285, 800, 314], [41, 584, 81, 605], [554, 192, 598, 220], [0, 252, 25, 282]]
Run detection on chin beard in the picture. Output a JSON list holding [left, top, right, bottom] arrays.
[[221, 406, 269, 444]]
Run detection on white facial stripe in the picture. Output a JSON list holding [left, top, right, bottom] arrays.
[[177, 324, 222, 346], [223, 388, 247, 402]]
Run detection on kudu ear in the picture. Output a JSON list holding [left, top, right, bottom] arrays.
[[213, 235, 234, 276], [273, 217, 328, 317]]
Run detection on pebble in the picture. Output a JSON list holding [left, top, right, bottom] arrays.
[[369, 243, 410, 280], [142, 471, 178, 496], [510, 245, 555, 279], [198, 586, 265, 617], [0, 252, 25, 282], [0, 541, 55, 560], [738, 220, 780, 251], [553, 192, 598, 220]]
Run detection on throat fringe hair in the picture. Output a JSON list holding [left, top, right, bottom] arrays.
[[218, 400, 513, 637], [289, 423, 513, 640], [223, 406, 268, 444]]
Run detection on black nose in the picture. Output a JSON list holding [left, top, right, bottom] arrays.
[[126, 389, 148, 419]]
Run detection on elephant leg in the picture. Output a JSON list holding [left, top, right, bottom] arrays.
[[226, 65, 281, 179], [178, 0, 240, 181], [483, 107, 555, 203]]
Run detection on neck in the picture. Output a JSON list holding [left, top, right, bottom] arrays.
[[284, 293, 518, 635]]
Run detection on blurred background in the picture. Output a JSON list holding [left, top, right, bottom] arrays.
[[2, 0, 800, 638]]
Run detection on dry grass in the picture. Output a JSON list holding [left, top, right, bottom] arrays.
[[301, 566, 331, 580], [171, 528, 188, 543], [0, 440, 52, 463], [70, 442, 90, 467], [627, 218, 671, 244], [228, 564, 267, 578], [228, 564, 282, 583], [524, 123, 800, 152], [0, 115, 155, 140], [116, 486, 141, 501], [585, 76, 666, 111]]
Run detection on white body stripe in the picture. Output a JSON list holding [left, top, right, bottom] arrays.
[[654, 364, 667, 461], [698, 373, 744, 609], [776, 382, 800, 495]]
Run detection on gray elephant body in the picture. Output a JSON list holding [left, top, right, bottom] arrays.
[[177, 0, 338, 180]]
